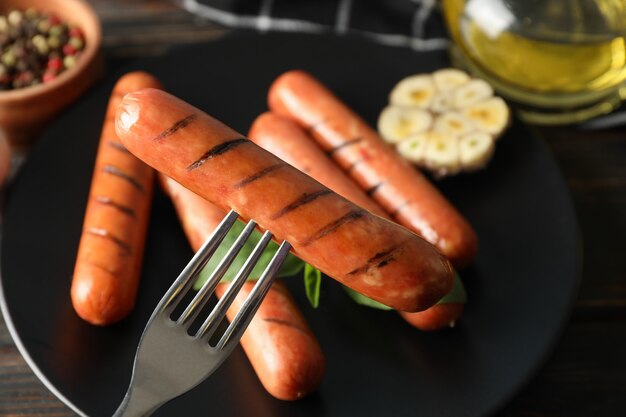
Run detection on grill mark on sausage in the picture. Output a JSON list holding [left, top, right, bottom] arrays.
[[366, 182, 386, 196], [102, 165, 145, 193], [301, 209, 366, 247], [307, 118, 327, 134], [234, 163, 285, 189], [187, 138, 250, 171], [346, 159, 364, 173], [84, 227, 132, 255], [262, 317, 309, 335], [107, 141, 131, 154], [271, 190, 332, 220], [348, 246, 401, 276], [94, 196, 136, 218], [87, 260, 117, 275], [327, 137, 362, 156], [390, 201, 411, 218], [154, 114, 198, 141]]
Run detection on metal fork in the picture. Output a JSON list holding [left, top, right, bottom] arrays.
[[112, 209, 291, 417]]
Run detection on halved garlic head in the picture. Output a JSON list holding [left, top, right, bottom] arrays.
[[389, 74, 436, 108], [379, 67, 510, 177], [378, 106, 433, 143]]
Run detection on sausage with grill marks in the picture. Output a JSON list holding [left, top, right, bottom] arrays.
[[249, 112, 389, 218], [71, 72, 162, 325], [115, 89, 454, 312], [267, 70, 478, 269], [249, 112, 463, 330], [160, 174, 324, 400]]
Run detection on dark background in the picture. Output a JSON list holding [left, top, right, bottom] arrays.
[[1, 1, 625, 416]]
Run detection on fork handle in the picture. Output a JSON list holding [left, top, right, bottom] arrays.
[[112, 388, 162, 417]]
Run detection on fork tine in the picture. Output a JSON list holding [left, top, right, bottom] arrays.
[[159, 210, 240, 315], [215, 240, 292, 350], [196, 230, 273, 340], [176, 218, 258, 327]]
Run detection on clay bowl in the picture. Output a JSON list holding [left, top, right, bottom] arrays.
[[0, 0, 102, 148]]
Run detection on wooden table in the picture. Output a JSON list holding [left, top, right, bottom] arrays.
[[1, 1, 625, 415]]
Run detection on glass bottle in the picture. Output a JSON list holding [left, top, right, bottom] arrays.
[[442, 0, 626, 124]]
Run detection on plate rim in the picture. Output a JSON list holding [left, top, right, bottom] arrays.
[[0, 219, 89, 417]]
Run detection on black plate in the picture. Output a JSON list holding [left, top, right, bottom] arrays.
[[0, 32, 580, 417]]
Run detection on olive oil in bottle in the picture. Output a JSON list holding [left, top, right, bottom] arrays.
[[442, 0, 626, 124]]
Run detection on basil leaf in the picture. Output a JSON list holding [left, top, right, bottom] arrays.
[[303, 264, 322, 308], [436, 272, 467, 304], [193, 221, 304, 290], [343, 286, 393, 310]]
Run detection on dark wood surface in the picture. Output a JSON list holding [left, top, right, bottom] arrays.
[[1, 1, 625, 416]]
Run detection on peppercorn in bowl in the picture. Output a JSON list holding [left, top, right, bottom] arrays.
[[0, 0, 101, 148]]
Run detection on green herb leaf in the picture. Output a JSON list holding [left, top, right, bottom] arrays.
[[303, 264, 322, 308], [343, 286, 393, 310], [193, 221, 304, 290], [436, 272, 467, 304]]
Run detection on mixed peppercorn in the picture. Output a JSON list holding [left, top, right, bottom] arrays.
[[0, 8, 85, 91]]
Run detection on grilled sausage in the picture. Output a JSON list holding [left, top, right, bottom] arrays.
[[398, 303, 464, 331], [71, 72, 161, 325], [115, 89, 454, 312], [249, 112, 463, 330], [160, 174, 324, 400], [267, 70, 478, 269], [249, 112, 389, 218]]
